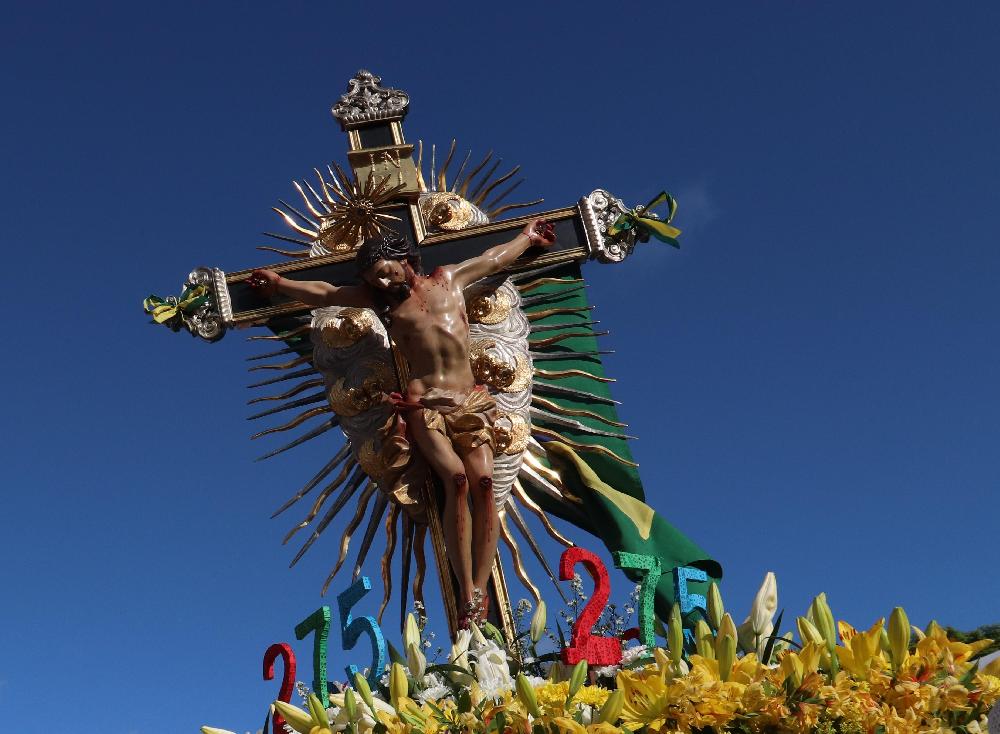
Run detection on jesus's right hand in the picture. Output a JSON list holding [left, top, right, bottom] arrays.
[[248, 269, 282, 296]]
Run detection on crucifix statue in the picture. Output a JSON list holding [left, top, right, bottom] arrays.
[[145, 69, 721, 642]]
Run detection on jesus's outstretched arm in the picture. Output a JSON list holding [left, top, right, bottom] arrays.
[[248, 269, 374, 308], [449, 218, 556, 289]]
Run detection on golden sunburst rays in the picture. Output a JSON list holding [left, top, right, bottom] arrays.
[[262, 163, 405, 257], [415, 139, 544, 221]]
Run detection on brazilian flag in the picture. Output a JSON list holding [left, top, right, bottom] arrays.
[[521, 263, 721, 623]]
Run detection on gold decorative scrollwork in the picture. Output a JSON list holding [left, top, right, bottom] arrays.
[[494, 413, 530, 456], [467, 290, 512, 325], [326, 361, 391, 417], [320, 308, 376, 348], [469, 339, 530, 393]]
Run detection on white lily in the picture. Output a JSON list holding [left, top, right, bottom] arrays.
[[470, 636, 514, 701], [749, 571, 778, 637]]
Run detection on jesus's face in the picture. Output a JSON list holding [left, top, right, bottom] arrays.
[[362, 258, 413, 299]]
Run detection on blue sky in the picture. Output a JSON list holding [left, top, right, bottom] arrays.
[[2, 2, 999, 732]]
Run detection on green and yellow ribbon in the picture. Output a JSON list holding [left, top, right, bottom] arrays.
[[143, 284, 209, 326], [607, 191, 682, 248]]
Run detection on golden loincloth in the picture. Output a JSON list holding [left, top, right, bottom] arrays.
[[410, 386, 498, 453], [371, 386, 498, 521]]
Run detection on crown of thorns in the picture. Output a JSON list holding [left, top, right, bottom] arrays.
[[354, 231, 421, 274]]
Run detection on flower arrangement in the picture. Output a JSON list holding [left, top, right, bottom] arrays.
[[203, 575, 999, 734]]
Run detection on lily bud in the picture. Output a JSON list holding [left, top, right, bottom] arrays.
[[353, 672, 375, 714], [404, 612, 421, 651], [530, 600, 547, 643], [344, 688, 358, 721], [668, 602, 684, 665], [888, 606, 910, 670], [749, 572, 778, 636], [516, 673, 541, 717], [406, 641, 427, 678], [694, 619, 715, 660], [719, 612, 738, 642], [306, 694, 329, 727], [567, 659, 588, 701], [272, 701, 315, 734], [389, 662, 408, 709], [707, 582, 724, 630], [810, 593, 837, 651], [797, 616, 824, 646], [201, 728, 238, 734], [717, 633, 736, 682], [598, 689, 624, 724]]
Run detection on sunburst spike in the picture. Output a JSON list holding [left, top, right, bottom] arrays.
[[412, 522, 427, 607], [530, 350, 614, 362], [429, 143, 437, 192], [277, 199, 319, 228], [531, 381, 618, 405], [498, 511, 541, 603], [272, 207, 318, 239], [377, 504, 401, 624], [247, 323, 311, 342], [509, 262, 575, 283], [530, 407, 636, 441], [248, 377, 324, 404], [293, 181, 325, 219], [521, 451, 568, 493], [332, 162, 359, 197], [414, 141, 426, 192], [262, 231, 315, 247], [246, 344, 312, 362], [519, 276, 586, 293], [271, 445, 351, 518], [518, 462, 569, 505], [325, 165, 349, 201], [529, 331, 608, 349], [292, 470, 369, 570], [247, 354, 313, 372], [530, 395, 628, 428], [303, 179, 332, 213], [281, 458, 360, 542], [437, 139, 457, 192], [533, 368, 615, 384], [319, 481, 377, 592], [248, 367, 319, 390], [249, 405, 331, 440], [483, 178, 525, 214], [506, 499, 570, 604], [467, 158, 503, 202], [457, 150, 493, 197], [532, 428, 639, 467], [353, 493, 389, 581], [253, 418, 339, 462], [399, 515, 414, 630], [256, 246, 311, 258], [247, 391, 325, 421], [450, 148, 472, 193], [487, 199, 545, 219], [314, 168, 336, 204], [472, 165, 520, 207], [520, 286, 588, 308], [530, 320, 600, 334], [512, 479, 574, 548], [525, 306, 595, 322]]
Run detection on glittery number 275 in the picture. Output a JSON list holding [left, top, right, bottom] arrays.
[[338, 576, 387, 687], [559, 547, 623, 665]]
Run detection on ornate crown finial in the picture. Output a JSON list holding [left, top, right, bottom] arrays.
[[331, 70, 410, 130]]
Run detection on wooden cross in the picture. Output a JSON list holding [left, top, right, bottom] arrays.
[[160, 70, 649, 639]]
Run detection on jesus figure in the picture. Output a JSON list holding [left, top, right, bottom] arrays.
[[252, 218, 556, 626]]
